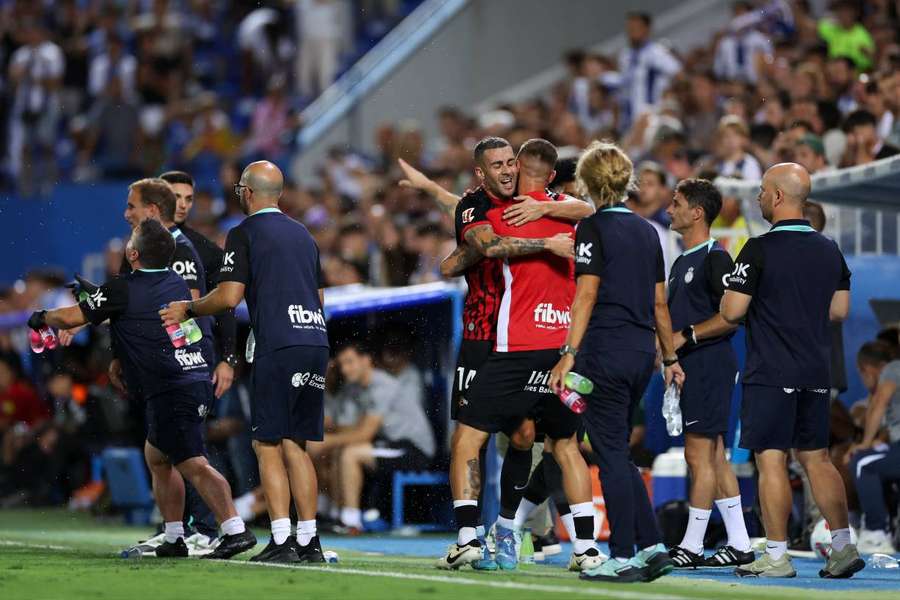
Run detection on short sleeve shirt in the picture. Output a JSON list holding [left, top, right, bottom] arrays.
[[879, 360, 900, 443]]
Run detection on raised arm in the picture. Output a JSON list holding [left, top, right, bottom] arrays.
[[398, 158, 460, 218]]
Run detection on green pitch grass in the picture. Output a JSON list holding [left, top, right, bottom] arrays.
[[0, 509, 896, 600]]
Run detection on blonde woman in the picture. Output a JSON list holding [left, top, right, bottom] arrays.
[[550, 141, 684, 582]]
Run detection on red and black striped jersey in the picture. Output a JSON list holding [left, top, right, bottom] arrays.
[[455, 189, 504, 341]]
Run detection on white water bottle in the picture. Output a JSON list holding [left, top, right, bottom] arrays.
[[662, 383, 682, 436], [245, 328, 256, 363], [869, 553, 899, 569]]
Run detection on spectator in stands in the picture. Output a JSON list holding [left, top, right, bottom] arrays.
[[818, 0, 875, 71], [409, 223, 451, 285], [840, 109, 900, 167], [618, 11, 681, 129], [80, 74, 142, 179], [825, 56, 858, 115], [295, 0, 349, 99], [794, 134, 831, 174], [242, 75, 297, 161], [861, 79, 895, 144], [237, 6, 292, 97], [715, 115, 763, 181], [321, 343, 434, 532], [714, 1, 773, 84], [87, 33, 136, 102]]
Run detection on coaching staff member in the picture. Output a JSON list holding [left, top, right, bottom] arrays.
[[722, 163, 862, 579], [161, 161, 328, 564]]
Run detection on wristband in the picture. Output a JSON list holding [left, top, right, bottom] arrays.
[[682, 325, 697, 347], [663, 356, 679, 367], [186, 302, 197, 319]]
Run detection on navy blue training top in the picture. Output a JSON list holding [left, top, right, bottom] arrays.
[[574, 203, 665, 355], [219, 208, 328, 357], [80, 269, 210, 398], [726, 219, 851, 388], [668, 238, 735, 356]]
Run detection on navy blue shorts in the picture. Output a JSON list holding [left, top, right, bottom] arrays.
[[146, 381, 212, 465], [679, 342, 738, 437], [251, 345, 328, 443], [740, 384, 830, 451]]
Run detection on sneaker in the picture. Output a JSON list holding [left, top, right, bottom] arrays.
[[494, 524, 520, 570], [568, 547, 606, 572], [703, 545, 754, 568], [295, 535, 326, 563], [121, 532, 166, 558], [155, 538, 189, 558], [635, 543, 675, 580], [185, 533, 217, 557], [819, 544, 865, 579], [580, 557, 648, 583], [735, 553, 796, 578], [857, 529, 898, 555], [471, 531, 498, 571], [668, 545, 705, 569], [533, 531, 561, 560], [435, 540, 484, 570], [202, 530, 257, 560], [485, 523, 497, 555], [250, 538, 301, 563]]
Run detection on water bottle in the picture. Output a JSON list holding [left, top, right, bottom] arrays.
[[161, 305, 187, 348], [180, 318, 203, 345], [30, 326, 58, 353], [558, 372, 592, 414], [869, 553, 899, 569], [245, 328, 256, 363], [662, 383, 683, 436], [120, 546, 144, 559]]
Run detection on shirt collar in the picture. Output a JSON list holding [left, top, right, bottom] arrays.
[[249, 207, 282, 217], [137, 267, 169, 273], [167, 225, 182, 239], [600, 202, 632, 213], [768, 218, 816, 233], [681, 238, 715, 256]]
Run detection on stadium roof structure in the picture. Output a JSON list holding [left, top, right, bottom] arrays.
[[715, 154, 900, 212]]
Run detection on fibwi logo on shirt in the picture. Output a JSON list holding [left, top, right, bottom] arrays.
[[288, 304, 326, 327], [174, 347, 206, 369], [533, 303, 570, 327]]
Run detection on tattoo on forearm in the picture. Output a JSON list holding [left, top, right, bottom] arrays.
[[464, 458, 481, 498], [465, 226, 546, 258]]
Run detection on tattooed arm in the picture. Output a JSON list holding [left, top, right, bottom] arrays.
[[464, 224, 574, 259], [440, 243, 483, 278]]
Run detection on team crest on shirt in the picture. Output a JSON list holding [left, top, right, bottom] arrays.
[[684, 267, 694, 284], [461, 208, 475, 224]]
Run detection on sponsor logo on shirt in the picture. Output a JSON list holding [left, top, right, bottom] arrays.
[[533, 303, 571, 328], [198, 404, 208, 418], [172, 260, 198, 280], [220, 252, 235, 273], [684, 267, 694, 283], [461, 208, 475, 224], [524, 370, 553, 394], [86, 289, 107, 309], [287, 304, 326, 329], [728, 262, 749, 286], [576, 242, 593, 264], [174, 347, 207, 369]]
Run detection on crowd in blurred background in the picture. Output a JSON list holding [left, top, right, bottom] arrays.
[[2, 0, 900, 526]]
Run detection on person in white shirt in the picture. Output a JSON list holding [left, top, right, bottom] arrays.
[[618, 12, 681, 130], [715, 115, 762, 181], [714, 2, 773, 84], [295, 0, 349, 98], [87, 33, 137, 101]]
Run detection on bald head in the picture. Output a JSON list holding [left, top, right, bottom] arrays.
[[242, 161, 284, 200], [765, 163, 811, 204]]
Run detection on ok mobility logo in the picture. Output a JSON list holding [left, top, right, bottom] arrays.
[[728, 262, 750, 286], [576, 242, 592, 265]]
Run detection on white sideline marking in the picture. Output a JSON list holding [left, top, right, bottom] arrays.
[[0, 539, 690, 600]]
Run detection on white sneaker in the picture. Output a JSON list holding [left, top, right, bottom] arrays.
[[122, 532, 166, 557], [185, 533, 217, 557], [435, 542, 484, 570], [568, 547, 608, 571], [857, 528, 897, 555]]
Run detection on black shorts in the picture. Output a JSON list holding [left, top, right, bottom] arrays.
[[372, 438, 430, 472], [740, 384, 830, 451], [146, 381, 212, 465], [251, 345, 328, 443], [679, 342, 738, 437], [458, 349, 579, 440], [451, 339, 493, 420]]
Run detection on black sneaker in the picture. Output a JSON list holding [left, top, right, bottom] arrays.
[[155, 538, 189, 558], [249, 538, 301, 563], [295, 535, 326, 563], [669, 545, 705, 569], [202, 530, 257, 560], [533, 531, 562, 558], [703, 545, 754, 568]]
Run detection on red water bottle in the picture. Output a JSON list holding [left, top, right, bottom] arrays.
[[558, 388, 587, 414], [30, 326, 58, 353], [30, 329, 45, 354], [161, 304, 187, 348]]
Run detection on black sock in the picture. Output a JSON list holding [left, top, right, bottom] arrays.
[[454, 504, 479, 531], [542, 455, 570, 516], [523, 457, 548, 505], [574, 515, 594, 550], [499, 446, 533, 519]]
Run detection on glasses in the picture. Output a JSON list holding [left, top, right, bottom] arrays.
[[233, 184, 253, 197]]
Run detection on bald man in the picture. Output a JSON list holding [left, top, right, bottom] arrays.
[[710, 163, 861, 578], [161, 161, 329, 564]]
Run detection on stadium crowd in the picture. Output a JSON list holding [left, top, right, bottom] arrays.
[[2, 0, 900, 561]]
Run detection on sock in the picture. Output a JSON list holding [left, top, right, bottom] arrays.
[[454, 500, 478, 545], [765, 539, 787, 560], [297, 519, 317, 546], [234, 492, 256, 522], [317, 493, 331, 515], [220, 516, 246, 536], [164, 521, 184, 544], [570, 501, 596, 555], [714, 495, 751, 552], [561, 513, 576, 543], [271, 517, 291, 545], [499, 446, 533, 519], [513, 498, 539, 530], [340, 507, 362, 529], [679, 507, 711, 554], [496, 515, 516, 530], [523, 456, 549, 506], [831, 528, 851, 552], [475, 524, 485, 540], [328, 505, 339, 521]]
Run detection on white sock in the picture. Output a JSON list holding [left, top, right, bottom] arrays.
[[164, 521, 184, 544], [271, 517, 291, 545], [679, 507, 711, 554], [340, 507, 362, 529], [570, 502, 597, 555], [561, 513, 576, 543], [234, 493, 256, 522], [297, 519, 317, 546], [220, 516, 246, 536], [495, 515, 516, 530], [831, 528, 851, 552], [714, 495, 751, 552], [513, 499, 538, 530], [765, 539, 787, 560], [458, 527, 477, 545]]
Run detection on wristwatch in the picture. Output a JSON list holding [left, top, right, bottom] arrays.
[[222, 354, 239, 368], [185, 301, 197, 319], [559, 344, 579, 358], [682, 325, 697, 347], [663, 356, 679, 367]]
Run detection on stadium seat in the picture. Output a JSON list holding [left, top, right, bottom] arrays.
[[101, 447, 154, 525], [391, 470, 450, 531]]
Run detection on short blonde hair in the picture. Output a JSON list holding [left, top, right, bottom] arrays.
[[576, 141, 633, 206], [717, 115, 749, 138]]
